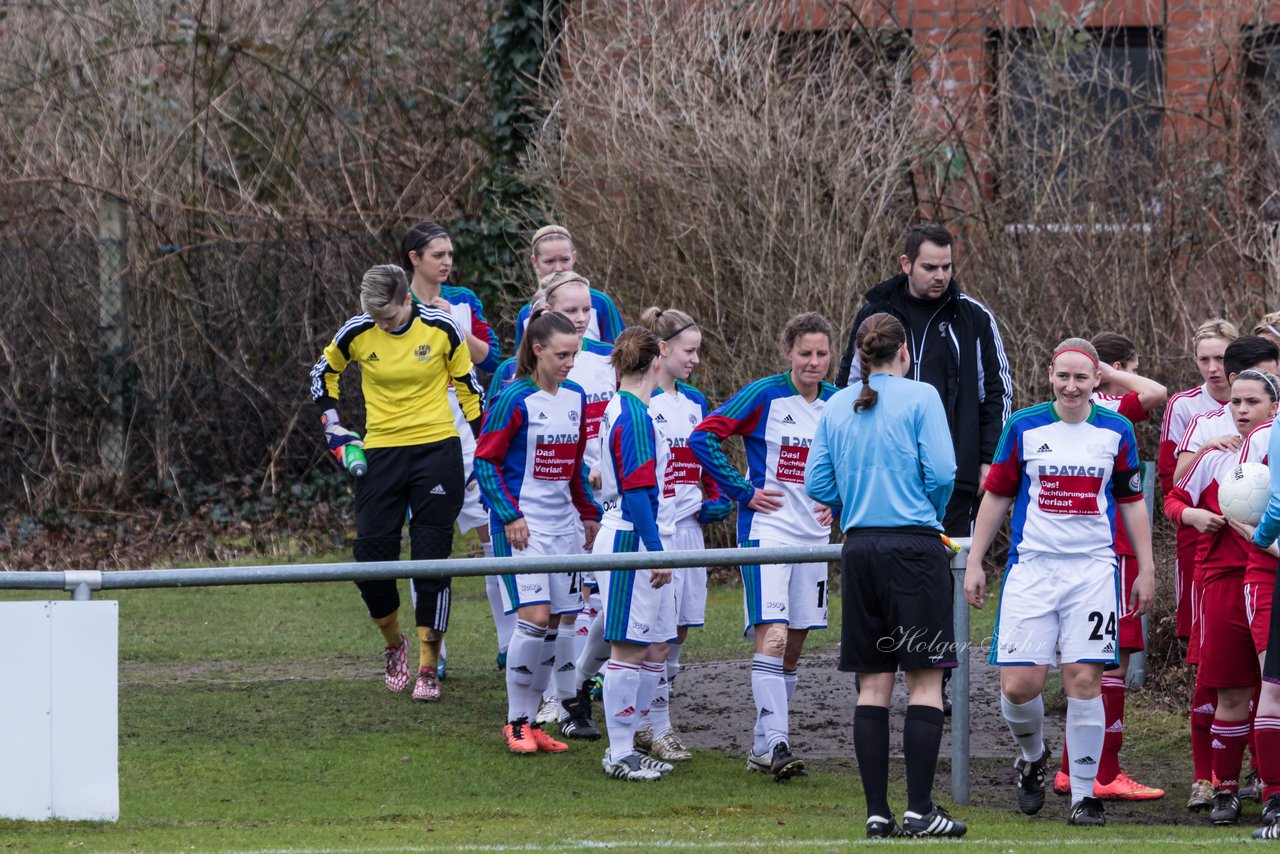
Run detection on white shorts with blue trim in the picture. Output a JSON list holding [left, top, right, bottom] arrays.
[[740, 538, 828, 632], [989, 553, 1119, 667], [450, 390, 487, 533], [491, 527, 584, 616], [594, 524, 677, 645], [663, 519, 707, 628]]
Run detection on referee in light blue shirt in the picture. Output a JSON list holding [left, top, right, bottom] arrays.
[[805, 312, 964, 839]]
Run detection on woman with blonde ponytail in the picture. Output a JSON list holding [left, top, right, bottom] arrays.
[[513, 225, 625, 346]]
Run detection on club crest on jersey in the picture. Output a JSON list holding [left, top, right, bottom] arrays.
[[568, 410, 579, 423], [414, 344, 431, 361], [689, 413, 697, 424]]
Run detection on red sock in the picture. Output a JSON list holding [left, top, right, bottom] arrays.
[[1191, 681, 1216, 782], [1250, 683, 1261, 776], [1060, 740, 1070, 776], [1212, 719, 1251, 793], [1255, 716, 1280, 800], [1096, 675, 1126, 785]]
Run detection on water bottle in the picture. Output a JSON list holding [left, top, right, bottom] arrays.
[[343, 444, 367, 477]]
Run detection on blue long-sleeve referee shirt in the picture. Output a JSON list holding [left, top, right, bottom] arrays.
[[1254, 421, 1280, 548], [805, 373, 957, 532]]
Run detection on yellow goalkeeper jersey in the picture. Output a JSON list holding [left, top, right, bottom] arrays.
[[310, 304, 484, 448]]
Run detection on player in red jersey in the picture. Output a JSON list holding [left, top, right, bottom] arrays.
[[1161, 320, 1237, 662], [1050, 332, 1166, 800], [1164, 369, 1278, 825]]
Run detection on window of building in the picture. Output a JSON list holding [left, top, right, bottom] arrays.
[[990, 27, 1165, 228], [1244, 27, 1280, 221]]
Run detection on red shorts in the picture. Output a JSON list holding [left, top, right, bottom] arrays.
[[1176, 540, 1196, 640], [1117, 555, 1144, 651], [1198, 574, 1261, 688], [1246, 580, 1274, 656], [1187, 576, 1202, 665]]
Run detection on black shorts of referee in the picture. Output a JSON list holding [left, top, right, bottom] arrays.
[[839, 526, 958, 673]]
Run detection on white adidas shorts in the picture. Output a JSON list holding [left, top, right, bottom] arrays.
[[594, 525, 677, 645], [449, 390, 487, 533], [663, 519, 708, 628], [492, 528, 584, 616], [990, 553, 1119, 667], [740, 538, 829, 632]]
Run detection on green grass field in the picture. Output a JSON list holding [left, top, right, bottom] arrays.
[[0, 557, 1257, 852]]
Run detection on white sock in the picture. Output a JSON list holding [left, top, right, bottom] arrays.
[[784, 668, 798, 703], [531, 630, 557, 719], [574, 611, 610, 685], [635, 661, 663, 733], [752, 653, 789, 752], [484, 568, 514, 655], [649, 674, 673, 737], [1000, 693, 1046, 762], [666, 641, 684, 683], [1066, 695, 1105, 803], [603, 659, 641, 762], [552, 625, 577, 701], [573, 602, 596, 663], [505, 621, 545, 722]]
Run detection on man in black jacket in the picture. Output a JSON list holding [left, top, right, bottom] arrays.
[[836, 223, 1012, 537]]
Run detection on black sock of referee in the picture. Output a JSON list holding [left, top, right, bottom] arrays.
[[903, 704, 945, 815], [853, 705, 891, 818]]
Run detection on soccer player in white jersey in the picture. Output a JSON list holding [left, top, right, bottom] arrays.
[[514, 225, 625, 346], [1164, 369, 1277, 825], [1047, 332, 1166, 800], [401, 222, 503, 682], [965, 338, 1155, 828], [691, 312, 839, 781], [627, 306, 734, 762], [488, 273, 617, 728], [475, 309, 602, 755], [593, 327, 677, 782], [1158, 319, 1237, 807]]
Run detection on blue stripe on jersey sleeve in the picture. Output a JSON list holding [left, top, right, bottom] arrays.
[[590, 289, 625, 344], [487, 358, 518, 408], [475, 379, 535, 524]]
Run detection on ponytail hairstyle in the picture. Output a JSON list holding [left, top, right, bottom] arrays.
[[611, 326, 661, 377], [515, 308, 578, 380], [1090, 331, 1136, 367], [853, 313, 907, 413], [360, 264, 409, 315], [778, 312, 834, 359], [1253, 311, 1280, 344], [399, 221, 451, 275], [637, 306, 698, 341], [1050, 337, 1100, 368], [530, 271, 591, 313], [1236, 368, 1280, 404]]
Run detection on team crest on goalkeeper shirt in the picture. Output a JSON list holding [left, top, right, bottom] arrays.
[[414, 344, 432, 361]]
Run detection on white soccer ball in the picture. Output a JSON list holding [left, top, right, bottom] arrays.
[[1217, 462, 1272, 526]]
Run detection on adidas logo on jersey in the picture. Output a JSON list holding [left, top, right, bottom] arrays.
[[1036, 443, 1052, 453], [1073, 756, 1097, 766], [655, 413, 667, 423], [1106, 720, 1124, 733], [615, 706, 636, 718], [536, 411, 547, 420], [367, 351, 379, 361], [1194, 703, 1217, 714], [1100, 642, 1115, 653], [781, 414, 797, 424], [431, 484, 446, 495]]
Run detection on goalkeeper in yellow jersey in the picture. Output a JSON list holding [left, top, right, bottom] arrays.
[[310, 264, 485, 701]]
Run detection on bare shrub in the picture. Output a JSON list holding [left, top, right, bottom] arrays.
[[0, 0, 494, 510]]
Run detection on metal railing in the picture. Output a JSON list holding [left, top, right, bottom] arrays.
[[0, 540, 978, 804]]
